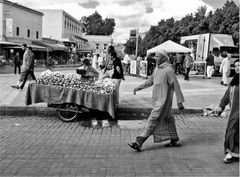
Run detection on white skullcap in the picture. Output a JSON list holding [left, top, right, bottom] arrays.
[[155, 49, 168, 59]]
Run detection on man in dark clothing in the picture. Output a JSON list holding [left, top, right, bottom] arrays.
[[18, 47, 36, 89], [175, 53, 182, 75], [206, 51, 215, 79], [14, 52, 21, 74]]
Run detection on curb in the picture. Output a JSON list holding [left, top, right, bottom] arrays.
[[0, 105, 203, 119]]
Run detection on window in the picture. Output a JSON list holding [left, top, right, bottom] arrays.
[[27, 29, 30, 38], [96, 43, 99, 49], [16, 27, 19, 36], [36, 31, 39, 39]]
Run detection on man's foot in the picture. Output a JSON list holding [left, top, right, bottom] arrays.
[[165, 139, 181, 147], [128, 142, 141, 152], [11, 85, 17, 89], [223, 154, 239, 163]]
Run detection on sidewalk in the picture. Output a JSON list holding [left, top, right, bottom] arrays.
[[0, 69, 228, 117]]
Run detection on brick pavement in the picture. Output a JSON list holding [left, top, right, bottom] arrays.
[[0, 114, 239, 177]]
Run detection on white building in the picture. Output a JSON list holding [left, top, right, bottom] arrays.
[[0, 0, 43, 44], [82, 34, 113, 57], [37, 9, 87, 51]]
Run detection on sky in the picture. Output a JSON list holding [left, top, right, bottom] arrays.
[[13, 0, 238, 43]]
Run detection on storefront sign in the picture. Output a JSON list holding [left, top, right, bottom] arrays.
[[139, 61, 148, 77], [6, 18, 13, 37], [130, 60, 137, 75]]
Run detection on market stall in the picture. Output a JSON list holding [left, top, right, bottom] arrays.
[[25, 71, 118, 121]]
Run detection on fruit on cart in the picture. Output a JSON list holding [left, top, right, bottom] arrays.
[[36, 71, 116, 94]]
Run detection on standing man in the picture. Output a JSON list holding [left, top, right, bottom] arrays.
[[220, 52, 231, 86], [128, 49, 185, 151], [183, 52, 194, 81], [205, 51, 215, 79], [175, 53, 182, 75], [14, 52, 21, 74]]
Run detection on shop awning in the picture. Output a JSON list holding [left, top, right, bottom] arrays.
[[32, 41, 66, 51], [0, 41, 19, 45], [1, 43, 46, 51]]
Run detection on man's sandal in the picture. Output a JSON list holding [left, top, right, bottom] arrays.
[[164, 142, 181, 147], [128, 142, 141, 151]]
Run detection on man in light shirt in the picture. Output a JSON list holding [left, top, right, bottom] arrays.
[[220, 52, 231, 86]]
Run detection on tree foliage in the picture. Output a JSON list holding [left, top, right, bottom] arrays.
[[124, 1, 239, 56], [80, 11, 115, 35]]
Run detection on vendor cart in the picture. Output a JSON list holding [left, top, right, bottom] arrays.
[[25, 82, 118, 122]]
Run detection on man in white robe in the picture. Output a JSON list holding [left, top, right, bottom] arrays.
[[128, 49, 185, 151]]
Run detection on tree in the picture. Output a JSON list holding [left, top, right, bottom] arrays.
[[80, 11, 115, 35], [124, 0, 239, 55]]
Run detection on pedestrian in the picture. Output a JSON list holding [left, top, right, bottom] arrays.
[[205, 51, 215, 79], [183, 52, 194, 81], [103, 45, 124, 106], [11, 45, 36, 89], [13, 52, 22, 74], [217, 59, 239, 163], [175, 53, 182, 75], [122, 54, 131, 74], [128, 49, 185, 151], [220, 52, 231, 86], [91, 53, 98, 69]]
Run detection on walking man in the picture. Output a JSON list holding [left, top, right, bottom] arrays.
[[128, 49, 185, 151], [11, 45, 36, 89], [205, 51, 215, 79]]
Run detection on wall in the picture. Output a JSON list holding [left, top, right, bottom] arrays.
[[2, 3, 42, 41]]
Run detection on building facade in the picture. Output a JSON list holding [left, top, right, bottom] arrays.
[[82, 34, 113, 57], [38, 9, 87, 51], [0, 0, 43, 43]]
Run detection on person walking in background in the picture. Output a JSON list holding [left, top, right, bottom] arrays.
[[217, 59, 239, 163], [18, 47, 36, 89], [220, 52, 231, 86], [183, 52, 194, 81], [175, 53, 182, 75], [128, 49, 185, 151], [11, 45, 36, 89], [205, 51, 215, 79], [13, 52, 21, 74]]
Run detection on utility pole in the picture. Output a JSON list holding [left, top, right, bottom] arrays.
[[135, 28, 139, 57]]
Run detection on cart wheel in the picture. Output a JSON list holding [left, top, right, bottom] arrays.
[[57, 103, 78, 122]]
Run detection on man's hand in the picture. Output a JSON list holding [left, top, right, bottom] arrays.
[[133, 88, 138, 95], [116, 66, 121, 73], [217, 107, 223, 115]]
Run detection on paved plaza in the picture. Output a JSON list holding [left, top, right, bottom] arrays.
[[0, 69, 238, 176], [0, 114, 239, 177]]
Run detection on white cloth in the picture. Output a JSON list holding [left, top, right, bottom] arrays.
[[92, 55, 98, 69], [222, 71, 229, 84], [206, 66, 214, 78], [220, 57, 230, 84], [220, 57, 230, 74], [123, 54, 130, 64]]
